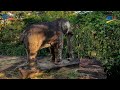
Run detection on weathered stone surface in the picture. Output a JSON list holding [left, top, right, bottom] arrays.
[[37, 57, 79, 70], [77, 58, 107, 79], [0, 56, 107, 79]]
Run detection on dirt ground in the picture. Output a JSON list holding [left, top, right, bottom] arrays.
[[0, 55, 107, 79]]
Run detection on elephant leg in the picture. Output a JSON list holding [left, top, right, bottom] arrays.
[[18, 35, 44, 79], [54, 42, 63, 64], [18, 46, 42, 79], [50, 46, 55, 63], [54, 34, 63, 64], [67, 34, 74, 61]]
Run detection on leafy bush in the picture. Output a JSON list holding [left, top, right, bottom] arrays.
[[72, 12, 120, 79]]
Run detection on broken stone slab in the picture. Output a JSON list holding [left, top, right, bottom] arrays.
[[37, 58, 80, 70], [0, 56, 25, 72], [77, 58, 107, 79]]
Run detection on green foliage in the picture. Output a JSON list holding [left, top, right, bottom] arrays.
[[72, 11, 120, 79]]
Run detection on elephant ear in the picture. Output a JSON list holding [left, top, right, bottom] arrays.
[[56, 18, 70, 34]]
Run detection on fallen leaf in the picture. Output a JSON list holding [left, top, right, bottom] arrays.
[[0, 73, 5, 78]]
